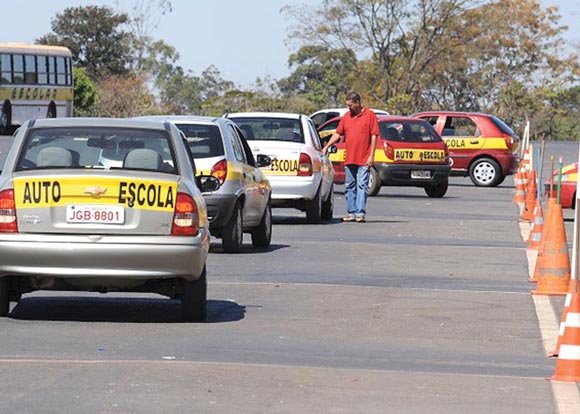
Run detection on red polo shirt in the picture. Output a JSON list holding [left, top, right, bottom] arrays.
[[336, 107, 380, 166]]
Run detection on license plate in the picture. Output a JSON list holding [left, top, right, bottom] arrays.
[[66, 204, 125, 224], [411, 170, 431, 179]]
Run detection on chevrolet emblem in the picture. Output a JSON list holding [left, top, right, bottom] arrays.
[[84, 186, 108, 196]]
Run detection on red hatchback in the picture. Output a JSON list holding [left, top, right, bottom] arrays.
[[318, 115, 451, 197], [413, 111, 519, 187]]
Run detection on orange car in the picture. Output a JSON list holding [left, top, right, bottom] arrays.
[[318, 115, 451, 197], [413, 111, 519, 187]]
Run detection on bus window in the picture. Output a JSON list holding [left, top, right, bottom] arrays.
[[37, 56, 48, 85], [56, 56, 66, 85], [25, 55, 36, 84], [48, 56, 56, 85], [13, 54, 24, 84], [0, 54, 10, 84]]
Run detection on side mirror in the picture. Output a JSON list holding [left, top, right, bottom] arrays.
[[256, 154, 272, 168], [197, 175, 221, 193], [326, 145, 338, 154]]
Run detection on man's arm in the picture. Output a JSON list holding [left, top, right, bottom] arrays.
[[321, 132, 341, 154], [366, 134, 377, 166]]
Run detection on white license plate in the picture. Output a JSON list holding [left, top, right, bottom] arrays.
[[66, 205, 125, 224], [411, 170, 431, 179]]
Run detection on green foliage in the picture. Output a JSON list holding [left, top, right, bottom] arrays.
[[37, 6, 132, 80], [72, 67, 96, 117]]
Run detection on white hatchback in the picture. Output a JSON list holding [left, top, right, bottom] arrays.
[[226, 112, 335, 223], [310, 107, 390, 129]]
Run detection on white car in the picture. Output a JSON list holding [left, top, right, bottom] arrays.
[[310, 107, 390, 129], [225, 112, 335, 223]]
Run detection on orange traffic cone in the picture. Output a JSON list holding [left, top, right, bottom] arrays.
[[531, 203, 571, 295], [513, 172, 526, 203], [520, 170, 537, 222], [551, 290, 580, 381], [529, 198, 557, 283], [526, 201, 544, 249], [552, 280, 578, 357]]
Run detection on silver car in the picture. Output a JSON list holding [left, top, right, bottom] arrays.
[[0, 118, 216, 321], [135, 116, 273, 253], [226, 112, 335, 223]]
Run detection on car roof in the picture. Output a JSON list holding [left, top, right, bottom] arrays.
[[413, 111, 493, 117], [311, 108, 390, 117], [29, 117, 171, 130], [133, 115, 227, 126], [319, 114, 427, 128], [226, 112, 304, 120]]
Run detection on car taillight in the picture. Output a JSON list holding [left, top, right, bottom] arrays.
[[297, 152, 312, 176], [171, 193, 199, 236], [383, 141, 394, 160], [0, 189, 18, 233], [211, 159, 227, 185]]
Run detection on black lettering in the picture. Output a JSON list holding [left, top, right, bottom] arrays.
[[33, 89, 38, 99], [137, 183, 146, 205], [52, 181, 61, 202], [52, 89, 58, 99], [18, 88, 24, 99], [32, 182, 41, 203], [156, 185, 164, 207], [23, 182, 31, 203], [165, 187, 174, 208], [25, 88, 31, 99], [147, 184, 156, 206], [118, 182, 127, 203], [128, 182, 137, 204], [42, 181, 51, 203], [11, 89, 16, 99]]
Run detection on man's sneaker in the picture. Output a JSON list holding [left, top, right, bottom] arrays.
[[342, 215, 356, 222], [356, 216, 366, 223]]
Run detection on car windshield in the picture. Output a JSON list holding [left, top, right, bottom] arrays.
[[15, 127, 177, 173], [229, 117, 304, 143], [380, 121, 441, 142], [175, 123, 225, 158]]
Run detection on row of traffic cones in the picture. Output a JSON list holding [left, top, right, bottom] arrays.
[[514, 149, 578, 382]]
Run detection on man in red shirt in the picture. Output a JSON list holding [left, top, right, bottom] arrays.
[[322, 92, 379, 222]]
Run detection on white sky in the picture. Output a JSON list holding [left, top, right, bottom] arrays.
[[1, 0, 578, 88]]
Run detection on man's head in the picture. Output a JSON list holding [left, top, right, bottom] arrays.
[[345, 92, 362, 116]]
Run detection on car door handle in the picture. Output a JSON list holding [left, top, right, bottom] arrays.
[[470, 140, 479, 145]]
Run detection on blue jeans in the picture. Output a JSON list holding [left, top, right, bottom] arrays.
[[344, 164, 369, 217]]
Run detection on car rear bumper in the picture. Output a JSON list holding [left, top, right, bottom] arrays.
[[266, 175, 321, 202], [375, 163, 451, 187], [203, 193, 238, 228], [0, 230, 210, 282]]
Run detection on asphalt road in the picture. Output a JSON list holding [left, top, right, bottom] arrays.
[[0, 138, 577, 413]]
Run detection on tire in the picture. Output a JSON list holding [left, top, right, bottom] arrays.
[[251, 201, 272, 248], [222, 203, 243, 253], [321, 184, 334, 221], [0, 101, 11, 136], [0, 277, 10, 316], [425, 179, 449, 198], [181, 268, 207, 322], [305, 187, 322, 224], [367, 167, 381, 196], [469, 158, 502, 187]]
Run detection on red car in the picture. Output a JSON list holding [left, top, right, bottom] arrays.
[[318, 115, 451, 197], [544, 162, 577, 209], [413, 111, 519, 187]]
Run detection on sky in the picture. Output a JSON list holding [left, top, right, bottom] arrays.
[[1, 0, 579, 88]]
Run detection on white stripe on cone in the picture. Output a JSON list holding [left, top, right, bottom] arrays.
[[565, 312, 580, 328], [558, 344, 580, 360]]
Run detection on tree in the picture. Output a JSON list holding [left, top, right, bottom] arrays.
[[94, 74, 157, 118], [72, 67, 97, 117], [38, 6, 132, 80]]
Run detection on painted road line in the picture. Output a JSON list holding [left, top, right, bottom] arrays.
[[532, 295, 559, 356], [551, 381, 580, 414]]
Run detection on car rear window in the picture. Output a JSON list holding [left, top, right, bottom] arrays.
[[490, 116, 517, 137], [380, 121, 442, 143], [229, 117, 304, 143], [175, 123, 225, 158], [15, 127, 177, 173]]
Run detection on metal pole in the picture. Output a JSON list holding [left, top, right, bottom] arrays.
[[538, 140, 545, 201], [557, 157, 563, 205], [550, 155, 555, 196]]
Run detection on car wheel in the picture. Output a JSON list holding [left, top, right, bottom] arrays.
[[222, 203, 243, 253], [0, 102, 11, 136], [181, 268, 207, 322], [321, 184, 334, 221], [469, 158, 502, 187], [305, 187, 322, 224], [251, 201, 272, 248], [0, 277, 10, 316], [425, 179, 449, 198], [367, 167, 381, 196]]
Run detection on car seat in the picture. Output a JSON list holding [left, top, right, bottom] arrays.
[[36, 147, 73, 167], [123, 148, 163, 170]]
